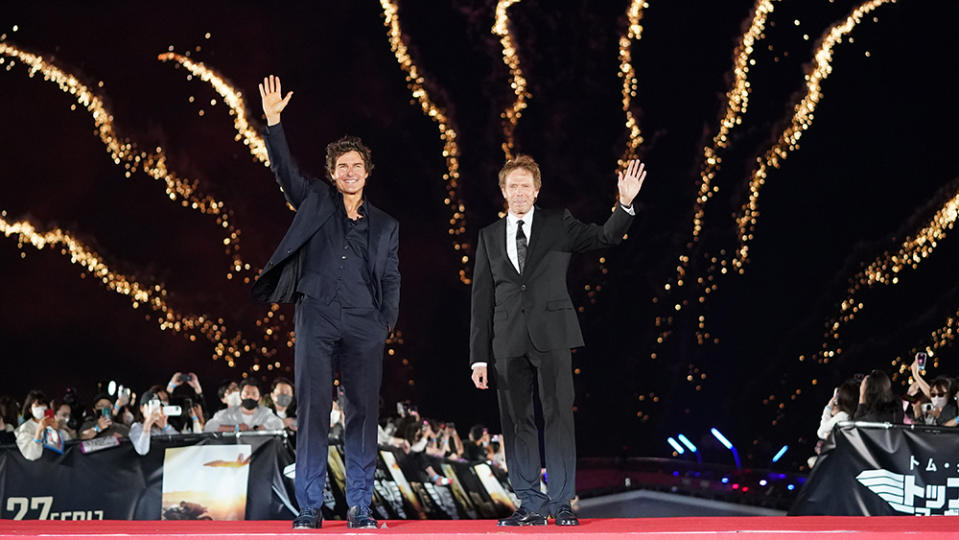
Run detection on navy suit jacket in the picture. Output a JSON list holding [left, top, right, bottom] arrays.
[[251, 124, 400, 330], [469, 205, 633, 366]]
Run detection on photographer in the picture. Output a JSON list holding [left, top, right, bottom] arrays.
[[165, 372, 207, 432], [79, 394, 131, 440], [51, 399, 78, 440], [15, 390, 73, 461], [204, 378, 283, 432], [129, 390, 178, 455]]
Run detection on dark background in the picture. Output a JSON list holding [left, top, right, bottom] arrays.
[[2, 0, 958, 471]]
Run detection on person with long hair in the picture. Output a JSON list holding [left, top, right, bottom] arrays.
[[817, 379, 860, 440], [854, 370, 904, 423]]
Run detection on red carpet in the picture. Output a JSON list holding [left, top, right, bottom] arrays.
[[0, 517, 956, 539]]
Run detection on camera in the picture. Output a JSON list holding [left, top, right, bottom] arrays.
[[922, 402, 934, 413], [178, 373, 193, 384]]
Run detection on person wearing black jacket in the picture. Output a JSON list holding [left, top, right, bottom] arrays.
[[252, 76, 400, 530], [469, 155, 646, 526]]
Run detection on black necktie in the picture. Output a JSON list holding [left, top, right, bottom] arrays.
[[516, 219, 527, 273]]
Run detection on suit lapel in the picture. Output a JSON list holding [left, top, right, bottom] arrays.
[[365, 202, 381, 276], [491, 218, 521, 280], [522, 206, 549, 277]]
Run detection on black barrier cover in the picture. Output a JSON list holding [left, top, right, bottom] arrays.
[[0, 432, 296, 520], [0, 433, 516, 520], [790, 422, 959, 516]]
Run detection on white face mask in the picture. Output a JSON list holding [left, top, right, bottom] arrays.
[[330, 410, 342, 425], [31, 406, 47, 421], [225, 391, 242, 408], [932, 396, 948, 410]]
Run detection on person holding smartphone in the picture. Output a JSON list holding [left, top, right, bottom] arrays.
[[128, 390, 178, 456], [15, 390, 74, 461], [910, 354, 958, 426], [79, 394, 130, 440]]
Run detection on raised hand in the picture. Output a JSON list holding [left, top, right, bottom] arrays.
[[259, 75, 293, 126], [617, 159, 647, 207]]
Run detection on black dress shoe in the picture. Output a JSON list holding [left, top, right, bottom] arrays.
[[347, 505, 378, 529], [497, 507, 548, 526], [553, 505, 580, 526], [292, 508, 321, 529]]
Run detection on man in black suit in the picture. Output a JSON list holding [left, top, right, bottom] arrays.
[[252, 76, 400, 530], [469, 155, 646, 526]]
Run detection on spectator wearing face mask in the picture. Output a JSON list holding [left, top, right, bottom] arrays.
[[268, 377, 297, 431], [217, 381, 241, 411], [910, 360, 959, 426], [204, 379, 284, 432], [15, 390, 73, 461], [79, 393, 131, 440], [129, 390, 179, 455], [51, 399, 78, 441]]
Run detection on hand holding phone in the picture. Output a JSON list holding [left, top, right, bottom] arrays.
[[916, 352, 928, 371]]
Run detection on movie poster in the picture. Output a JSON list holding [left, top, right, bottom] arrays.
[[161, 444, 252, 520]]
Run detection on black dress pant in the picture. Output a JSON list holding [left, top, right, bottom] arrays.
[[293, 296, 387, 511], [494, 343, 575, 514]]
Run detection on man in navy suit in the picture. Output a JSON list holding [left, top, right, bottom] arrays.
[[252, 76, 399, 530], [469, 155, 646, 526]]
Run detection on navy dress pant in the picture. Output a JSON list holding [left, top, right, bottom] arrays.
[[293, 296, 387, 511]]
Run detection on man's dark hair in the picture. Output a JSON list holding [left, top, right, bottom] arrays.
[[270, 377, 294, 393], [217, 380, 238, 399], [469, 424, 487, 442], [325, 135, 374, 179], [240, 378, 261, 394]]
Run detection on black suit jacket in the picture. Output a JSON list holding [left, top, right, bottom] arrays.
[[469, 205, 634, 366], [251, 124, 400, 330]]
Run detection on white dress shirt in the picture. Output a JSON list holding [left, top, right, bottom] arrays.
[[471, 203, 634, 370], [505, 206, 535, 274]]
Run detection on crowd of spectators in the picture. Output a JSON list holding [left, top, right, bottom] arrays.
[[811, 355, 959, 466], [0, 373, 509, 484]]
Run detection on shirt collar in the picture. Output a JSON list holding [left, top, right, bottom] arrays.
[[507, 205, 535, 226]]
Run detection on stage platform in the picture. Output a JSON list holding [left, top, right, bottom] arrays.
[[0, 517, 953, 539]]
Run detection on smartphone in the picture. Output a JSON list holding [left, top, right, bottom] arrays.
[[44, 408, 55, 418], [100, 407, 112, 419], [178, 373, 192, 384], [916, 352, 928, 371], [162, 405, 182, 416], [148, 399, 162, 414]]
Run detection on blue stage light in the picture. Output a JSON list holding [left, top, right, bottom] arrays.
[[667, 437, 685, 454], [710, 428, 733, 450], [787, 484, 795, 491], [772, 445, 789, 463], [677, 433, 698, 453]]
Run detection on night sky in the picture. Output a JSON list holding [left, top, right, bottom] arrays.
[[2, 0, 959, 470]]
